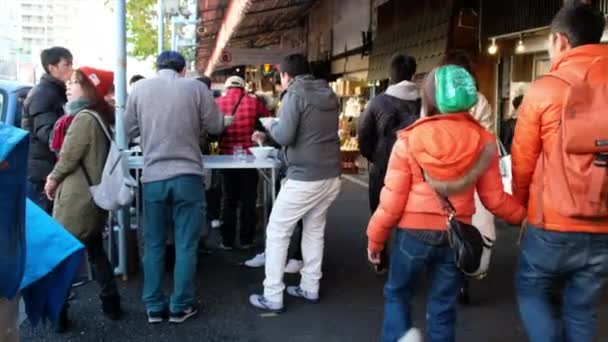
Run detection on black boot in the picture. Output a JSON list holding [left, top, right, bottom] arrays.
[[101, 295, 123, 321], [54, 306, 71, 333]]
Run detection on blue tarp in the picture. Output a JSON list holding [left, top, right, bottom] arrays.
[[0, 123, 28, 299], [0, 123, 84, 325], [21, 200, 84, 325]]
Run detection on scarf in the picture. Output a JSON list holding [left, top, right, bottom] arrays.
[[50, 99, 91, 153]]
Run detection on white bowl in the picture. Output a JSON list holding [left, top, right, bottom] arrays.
[[249, 146, 274, 159]]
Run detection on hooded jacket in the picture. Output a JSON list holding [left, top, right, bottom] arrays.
[[358, 80, 421, 172], [367, 113, 525, 252], [270, 75, 341, 181], [22, 74, 67, 181], [49, 110, 110, 243], [512, 44, 608, 233]]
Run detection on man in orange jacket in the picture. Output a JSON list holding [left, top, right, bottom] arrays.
[[511, 4, 608, 342]]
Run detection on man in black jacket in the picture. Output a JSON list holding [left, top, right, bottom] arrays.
[[358, 54, 420, 273], [22, 47, 73, 213]]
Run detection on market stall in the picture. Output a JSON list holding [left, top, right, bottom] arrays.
[[332, 78, 369, 174]]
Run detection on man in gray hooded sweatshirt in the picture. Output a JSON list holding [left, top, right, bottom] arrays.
[[249, 54, 342, 313]]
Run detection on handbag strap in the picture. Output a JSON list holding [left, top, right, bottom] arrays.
[[80, 161, 93, 187], [215, 93, 246, 144], [407, 138, 458, 221], [435, 191, 456, 220], [76, 110, 112, 187], [79, 110, 113, 143], [231, 93, 246, 117], [419, 165, 457, 219]]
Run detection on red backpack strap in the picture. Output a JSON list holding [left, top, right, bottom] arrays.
[[545, 57, 608, 85], [583, 56, 607, 80], [545, 67, 582, 86]]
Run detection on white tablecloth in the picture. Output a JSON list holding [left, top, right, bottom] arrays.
[[127, 154, 281, 170]]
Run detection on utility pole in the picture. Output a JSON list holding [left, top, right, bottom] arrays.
[[171, 16, 177, 51], [158, 0, 165, 54], [114, 0, 128, 279]]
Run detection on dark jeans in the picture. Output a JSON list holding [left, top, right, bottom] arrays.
[[382, 230, 463, 342], [88, 235, 120, 302], [206, 170, 222, 221], [516, 225, 608, 342], [369, 165, 389, 269], [64, 234, 119, 311], [26, 180, 52, 214], [220, 169, 258, 246], [142, 175, 205, 313], [368, 165, 384, 214]]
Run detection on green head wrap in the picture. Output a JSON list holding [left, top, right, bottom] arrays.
[[434, 65, 478, 114]]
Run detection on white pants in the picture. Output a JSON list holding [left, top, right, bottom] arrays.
[[263, 177, 341, 304], [0, 295, 19, 342]]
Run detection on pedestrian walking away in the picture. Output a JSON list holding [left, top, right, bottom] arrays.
[[358, 53, 420, 274], [511, 4, 608, 342], [366, 65, 526, 342]]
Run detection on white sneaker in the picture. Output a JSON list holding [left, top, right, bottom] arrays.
[[211, 220, 221, 229], [218, 243, 233, 251], [244, 252, 265, 268], [284, 259, 303, 274], [286, 286, 319, 303], [248, 294, 284, 313], [398, 328, 423, 342]]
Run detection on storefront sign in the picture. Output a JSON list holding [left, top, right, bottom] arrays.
[[215, 48, 303, 70]]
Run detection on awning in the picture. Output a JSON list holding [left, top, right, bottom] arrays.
[[214, 47, 303, 70], [197, 0, 317, 74]]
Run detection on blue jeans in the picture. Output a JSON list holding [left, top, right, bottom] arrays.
[[142, 175, 205, 313], [516, 225, 608, 342], [382, 230, 464, 342]]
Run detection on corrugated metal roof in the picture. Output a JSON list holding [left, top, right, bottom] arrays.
[[481, 0, 561, 39], [481, 0, 608, 40], [368, 2, 452, 80], [197, 0, 316, 72]]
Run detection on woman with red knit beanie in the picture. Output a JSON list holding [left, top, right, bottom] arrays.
[[44, 66, 122, 333]]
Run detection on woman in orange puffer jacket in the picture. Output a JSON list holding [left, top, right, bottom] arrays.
[[366, 65, 526, 342]]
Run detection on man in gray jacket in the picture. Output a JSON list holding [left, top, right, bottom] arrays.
[[125, 51, 223, 324], [249, 54, 342, 313]]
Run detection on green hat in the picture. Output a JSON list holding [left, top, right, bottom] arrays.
[[434, 65, 478, 114]]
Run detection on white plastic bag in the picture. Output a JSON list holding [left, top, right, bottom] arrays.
[[498, 141, 512, 194]]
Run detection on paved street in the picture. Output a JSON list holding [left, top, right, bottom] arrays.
[[20, 179, 608, 342]]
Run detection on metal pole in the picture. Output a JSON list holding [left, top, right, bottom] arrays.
[[115, 0, 128, 279], [171, 16, 177, 51], [158, 0, 165, 54], [115, 1, 127, 150]]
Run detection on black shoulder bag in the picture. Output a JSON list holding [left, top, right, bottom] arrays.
[[210, 93, 246, 144], [434, 192, 492, 277]]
